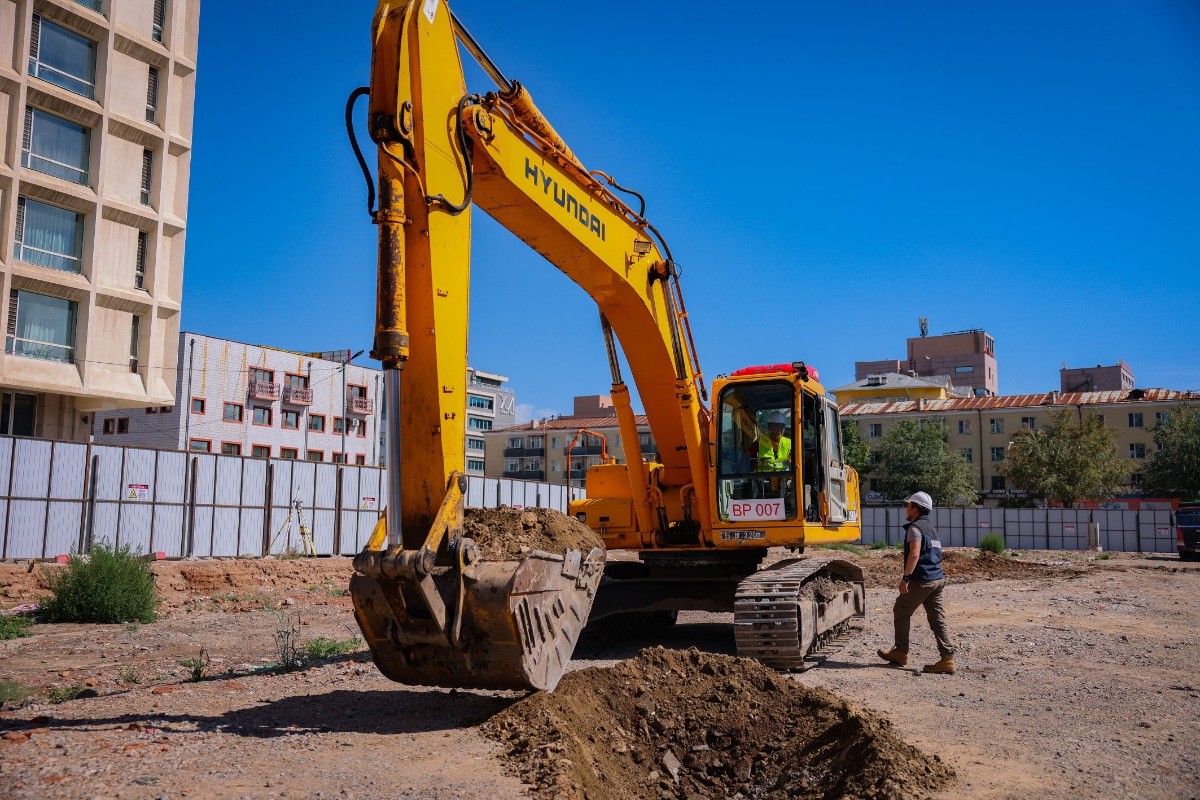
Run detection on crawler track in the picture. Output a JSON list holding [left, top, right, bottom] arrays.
[[733, 557, 866, 670]]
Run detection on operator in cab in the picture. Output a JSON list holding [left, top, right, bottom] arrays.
[[756, 411, 792, 471]]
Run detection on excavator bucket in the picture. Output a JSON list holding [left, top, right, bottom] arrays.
[[350, 476, 605, 691]]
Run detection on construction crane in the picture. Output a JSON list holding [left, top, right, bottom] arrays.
[[348, 0, 866, 691]]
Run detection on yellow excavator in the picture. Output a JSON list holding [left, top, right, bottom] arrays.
[[348, 0, 866, 691]]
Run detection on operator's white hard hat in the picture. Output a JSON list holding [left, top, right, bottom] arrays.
[[767, 411, 787, 425], [904, 491, 933, 510]]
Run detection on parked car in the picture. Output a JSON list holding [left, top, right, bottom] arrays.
[[1176, 503, 1200, 561]]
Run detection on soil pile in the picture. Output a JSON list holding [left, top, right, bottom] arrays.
[[483, 647, 953, 800], [849, 549, 1076, 588], [464, 507, 604, 562]]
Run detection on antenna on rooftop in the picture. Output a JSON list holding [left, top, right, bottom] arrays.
[[918, 317, 928, 338]]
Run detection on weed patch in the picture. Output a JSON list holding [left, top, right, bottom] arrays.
[[868, 541, 888, 551], [302, 635, 362, 663], [41, 541, 158, 624], [817, 542, 860, 553], [0, 614, 34, 640], [117, 667, 142, 684], [0, 679, 32, 704], [47, 684, 91, 704], [979, 533, 1006, 556], [179, 649, 211, 682]]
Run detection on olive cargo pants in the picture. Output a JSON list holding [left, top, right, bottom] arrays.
[[893, 578, 955, 658]]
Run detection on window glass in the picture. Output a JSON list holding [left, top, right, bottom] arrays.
[[221, 443, 241, 456], [715, 381, 797, 522], [7, 291, 76, 363], [16, 198, 83, 272], [189, 439, 210, 452], [0, 393, 38, 436], [30, 18, 96, 98], [223, 403, 243, 421], [309, 415, 325, 432], [253, 407, 271, 425], [23, 108, 89, 184], [252, 445, 270, 458]]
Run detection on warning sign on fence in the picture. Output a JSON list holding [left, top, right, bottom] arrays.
[[127, 484, 149, 501], [361, 497, 376, 510], [1065, 525, 1075, 534]]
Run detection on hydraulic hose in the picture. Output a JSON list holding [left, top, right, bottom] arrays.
[[345, 86, 375, 216]]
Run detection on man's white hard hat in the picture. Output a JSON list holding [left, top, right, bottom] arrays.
[[904, 491, 933, 510], [767, 411, 787, 425]]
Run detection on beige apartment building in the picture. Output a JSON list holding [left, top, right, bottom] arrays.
[[842, 388, 1200, 503], [857, 328, 998, 396], [0, 0, 198, 440], [483, 395, 654, 488]]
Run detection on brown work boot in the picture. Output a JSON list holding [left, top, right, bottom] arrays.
[[877, 647, 908, 666], [923, 657, 956, 674]]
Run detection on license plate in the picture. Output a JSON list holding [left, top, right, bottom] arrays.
[[721, 530, 766, 541]]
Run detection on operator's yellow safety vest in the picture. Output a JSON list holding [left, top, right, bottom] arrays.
[[757, 436, 792, 471]]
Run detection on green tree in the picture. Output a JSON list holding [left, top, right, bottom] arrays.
[[841, 417, 872, 475], [1141, 404, 1200, 499], [878, 419, 977, 506], [999, 409, 1129, 505]]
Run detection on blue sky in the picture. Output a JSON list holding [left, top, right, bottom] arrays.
[[184, 1, 1200, 421]]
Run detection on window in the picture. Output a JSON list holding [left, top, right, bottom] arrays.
[[868, 423, 882, 438], [129, 316, 140, 373], [281, 409, 300, 429], [140, 149, 153, 205], [524, 458, 543, 472], [251, 445, 271, 459], [526, 436, 543, 449], [870, 450, 882, 465], [989, 419, 1004, 434], [332, 453, 345, 464], [505, 458, 520, 472], [1021, 417, 1037, 430], [306, 451, 323, 462], [117, 418, 129, 434], [1129, 443, 1146, 459], [990, 447, 1006, 462], [102, 418, 114, 434], [468, 417, 493, 431], [1097, 414, 1105, 424], [957, 420, 970, 434], [189, 439, 210, 452], [253, 406, 272, 426], [1127, 412, 1144, 428], [280, 448, 298, 460], [991, 476, 1006, 491], [6, 290, 77, 363], [223, 403, 243, 422], [954, 366, 974, 373], [355, 418, 367, 438], [354, 454, 366, 466], [959, 448, 973, 463], [466, 458, 484, 472], [249, 367, 274, 384], [347, 384, 368, 400], [0, 393, 38, 436], [14, 197, 84, 273], [22, 107, 90, 184], [1154, 412, 1170, 425], [28, 15, 97, 99], [146, 65, 159, 123], [468, 395, 493, 410], [190, 397, 205, 414], [333, 417, 345, 434], [152, 0, 165, 42], [284, 373, 309, 391], [507, 437, 522, 449], [308, 414, 325, 432], [73, 0, 103, 12], [467, 437, 485, 452], [551, 437, 560, 448], [135, 231, 148, 289], [551, 460, 562, 473], [221, 442, 241, 456], [868, 478, 882, 492]]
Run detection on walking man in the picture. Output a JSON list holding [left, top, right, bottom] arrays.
[[877, 491, 956, 674]]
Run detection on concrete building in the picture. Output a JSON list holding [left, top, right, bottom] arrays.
[[93, 332, 381, 464], [484, 395, 654, 488], [1, 0, 199, 440], [832, 372, 971, 404], [857, 329, 998, 397], [841, 388, 1200, 504], [1060, 360, 1134, 393], [463, 366, 515, 475]]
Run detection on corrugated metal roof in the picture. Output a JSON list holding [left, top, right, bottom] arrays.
[[840, 388, 1200, 416], [494, 415, 650, 433]]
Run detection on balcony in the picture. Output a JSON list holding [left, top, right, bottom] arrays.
[[503, 470, 545, 481], [504, 446, 545, 457], [346, 397, 374, 415], [248, 380, 280, 401], [282, 386, 313, 406], [563, 444, 604, 456]]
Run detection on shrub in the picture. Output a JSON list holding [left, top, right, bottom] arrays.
[[0, 679, 32, 704], [180, 649, 210, 682], [302, 635, 362, 663], [819, 543, 859, 553], [41, 541, 158, 624], [979, 533, 1006, 555], [117, 667, 142, 684], [0, 615, 34, 640], [47, 684, 87, 704], [869, 541, 888, 551], [273, 611, 302, 671]]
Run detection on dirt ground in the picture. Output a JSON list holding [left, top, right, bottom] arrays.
[[1, 548, 1197, 800]]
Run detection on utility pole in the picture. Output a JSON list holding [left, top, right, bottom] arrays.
[[182, 338, 195, 449], [303, 359, 312, 459], [340, 350, 365, 462]]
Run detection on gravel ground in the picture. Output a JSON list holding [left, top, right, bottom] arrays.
[[1, 549, 1196, 799]]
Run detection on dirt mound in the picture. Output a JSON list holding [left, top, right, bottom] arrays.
[[846, 549, 1076, 589], [464, 506, 604, 562], [483, 647, 953, 799]]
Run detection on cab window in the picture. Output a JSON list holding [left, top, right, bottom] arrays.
[[716, 381, 797, 522]]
